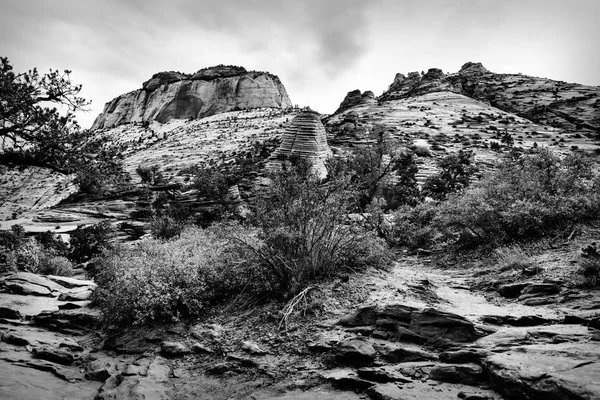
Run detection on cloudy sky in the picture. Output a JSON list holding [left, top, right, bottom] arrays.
[[2, 0, 599, 128]]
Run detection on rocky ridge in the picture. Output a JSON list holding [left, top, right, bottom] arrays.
[[377, 62, 600, 134], [91, 65, 292, 129]]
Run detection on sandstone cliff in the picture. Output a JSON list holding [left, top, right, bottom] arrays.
[[92, 65, 292, 129]]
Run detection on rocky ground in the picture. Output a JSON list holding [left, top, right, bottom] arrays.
[[2, 227, 599, 400]]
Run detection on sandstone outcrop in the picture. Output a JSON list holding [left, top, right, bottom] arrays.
[[335, 90, 376, 113], [369, 62, 599, 134], [92, 65, 292, 129], [267, 110, 332, 178]]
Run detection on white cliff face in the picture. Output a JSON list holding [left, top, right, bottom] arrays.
[[92, 67, 292, 129]]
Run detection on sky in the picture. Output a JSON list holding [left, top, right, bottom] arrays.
[[2, 0, 599, 129]]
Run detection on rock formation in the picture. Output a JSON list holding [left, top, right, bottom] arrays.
[[380, 68, 459, 101], [267, 110, 332, 178], [375, 62, 599, 133], [92, 65, 292, 129], [335, 90, 376, 114]]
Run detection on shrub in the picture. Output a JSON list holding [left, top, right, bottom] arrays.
[[92, 224, 263, 325], [70, 221, 113, 263], [494, 246, 539, 273], [580, 258, 600, 287], [580, 243, 600, 287], [149, 215, 185, 240], [239, 160, 393, 296], [422, 150, 476, 200], [38, 254, 74, 276], [433, 148, 600, 246]]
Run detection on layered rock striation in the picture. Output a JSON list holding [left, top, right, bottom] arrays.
[[92, 65, 292, 129], [375, 62, 599, 133], [267, 110, 332, 178]]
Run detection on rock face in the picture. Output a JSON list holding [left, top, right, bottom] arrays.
[[335, 89, 376, 113], [92, 65, 292, 129], [267, 110, 332, 178]]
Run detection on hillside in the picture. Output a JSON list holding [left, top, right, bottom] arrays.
[[1, 61, 600, 400]]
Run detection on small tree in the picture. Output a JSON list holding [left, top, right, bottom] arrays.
[[422, 150, 477, 200], [0, 57, 124, 192]]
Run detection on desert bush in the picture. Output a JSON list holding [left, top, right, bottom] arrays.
[[422, 150, 476, 200], [433, 148, 600, 246], [92, 224, 263, 325], [38, 254, 74, 276], [494, 246, 539, 273], [580, 243, 600, 287], [149, 215, 185, 240], [239, 160, 393, 296], [386, 203, 438, 248], [580, 258, 600, 287], [70, 221, 113, 263]]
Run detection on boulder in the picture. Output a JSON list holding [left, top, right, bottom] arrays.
[[498, 282, 529, 298], [335, 337, 377, 367], [0, 306, 22, 320], [366, 383, 406, 400], [520, 283, 560, 297], [160, 341, 191, 357], [356, 367, 412, 383], [376, 342, 437, 363], [410, 308, 479, 342], [241, 340, 267, 355], [429, 363, 483, 385], [33, 347, 75, 366], [321, 368, 375, 390]]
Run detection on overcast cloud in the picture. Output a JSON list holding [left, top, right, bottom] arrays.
[[1, 0, 598, 128]]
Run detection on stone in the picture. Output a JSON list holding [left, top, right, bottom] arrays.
[[85, 368, 111, 382], [92, 66, 292, 129], [519, 283, 560, 297], [439, 348, 488, 364], [33, 308, 100, 331], [321, 368, 375, 390], [484, 343, 600, 399], [497, 282, 529, 298], [0, 307, 22, 320], [393, 326, 427, 344], [356, 367, 413, 383], [481, 315, 551, 327], [335, 337, 377, 367], [207, 362, 233, 375], [241, 340, 267, 355], [2, 332, 30, 346], [4, 281, 53, 297], [338, 306, 379, 327], [366, 382, 406, 400], [429, 363, 483, 385], [410, 308, 478, 342], [160, 341, 190, 357], [46, 275, 95, 289], [33, 347, 75, 366], [266, 110, 332, 178], [190, 341, 213, 354], [377, 342, 438, 363]]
